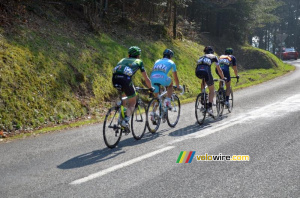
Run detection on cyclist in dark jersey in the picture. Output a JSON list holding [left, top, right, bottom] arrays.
[[195, 46, 225, 116], [215, 48, 239, 108], [112, 46, 152, 127]]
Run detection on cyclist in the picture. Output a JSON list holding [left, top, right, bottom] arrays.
[[150, 49, 182, 121], [112, 46, 153, 128], [215, 48, 239, 108], [196, 46, 225, 116]]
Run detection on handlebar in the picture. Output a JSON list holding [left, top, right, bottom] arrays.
[[135, 87, 154, 94], [213, 78, 225, 82], [173, 85, 185, 95], [231, 76, 239, 83], [214, 77, 239, 83]]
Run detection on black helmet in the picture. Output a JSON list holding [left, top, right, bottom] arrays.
[[163, 49, 174, 59], [128, 46, 141, 57], [204, 46, 214, 54], [225, 48, 233, 55]]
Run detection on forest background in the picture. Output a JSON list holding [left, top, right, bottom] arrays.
[[0, 0, 297, 136]]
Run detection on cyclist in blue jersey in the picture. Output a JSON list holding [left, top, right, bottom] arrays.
[[112, 46, 153, 128], [150, 49, 183, 121], [215, 48, 239, 108], [196, 46, 226, 116]]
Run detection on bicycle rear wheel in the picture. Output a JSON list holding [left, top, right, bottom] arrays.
[[131, 102, 147, 140], [167, 94, 181, 127], [103, 107, 122, 149], [146, 98, 161, 133], [195, 93, 206, 125], [216, 90, 224, 116], [228, 88, 233, 113]]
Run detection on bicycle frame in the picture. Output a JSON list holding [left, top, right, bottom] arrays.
[[103, 85, 153, 148]]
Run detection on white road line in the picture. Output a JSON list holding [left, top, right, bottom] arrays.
[[165, 94, 300, 146], [71, 94, 300, 185], [70, 146, 175, 185]]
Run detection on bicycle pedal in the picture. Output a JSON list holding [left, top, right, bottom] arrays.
[[123, 127, 130, 135]]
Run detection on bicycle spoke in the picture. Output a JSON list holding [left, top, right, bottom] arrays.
[[131, 103, 147, 140], [228, 88, 233, 113], [167, 94, 181, 127], [103, 107, 122, 148], [195, 93, 206, 125], [146, 98, 161, 133], [216, 90, 224, 116]]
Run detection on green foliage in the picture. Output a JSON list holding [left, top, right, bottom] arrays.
[[0, 1, 294, 133]]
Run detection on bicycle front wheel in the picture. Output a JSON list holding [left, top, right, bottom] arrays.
[[167, 94, 181, 127], [195, 93, 206, 125], [146, 98, 161, 133], [103, 107, 122, 149], [228, 88, 233, 113], [131, 102, 147, 140]]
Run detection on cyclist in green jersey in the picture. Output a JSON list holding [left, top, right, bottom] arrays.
[[112, 46, 153, 128]]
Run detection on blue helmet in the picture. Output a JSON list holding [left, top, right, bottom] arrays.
[[163, 49, 174, 59]]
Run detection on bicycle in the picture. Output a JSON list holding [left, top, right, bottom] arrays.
[[195, 79, 218, 125], [103, 85, 153, 149], [215, 76, 239, 116], [146, 83, 185, 133]]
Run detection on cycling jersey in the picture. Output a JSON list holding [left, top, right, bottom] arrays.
[[150, 58, 177, 93], [216, 55, 236, 82], [218, 55, 236, 68], [112, 58, 145, 98], [196, 54, 219, 86], [113, 58, 145, 76]]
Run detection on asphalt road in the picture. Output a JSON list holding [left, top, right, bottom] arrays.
[[1, 60, 300, 198]]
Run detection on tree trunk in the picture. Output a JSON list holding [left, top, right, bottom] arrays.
[[102, 0, 108, 17], [173, 0, 177, 39]]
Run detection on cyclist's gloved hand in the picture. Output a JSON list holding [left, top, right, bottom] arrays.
[[174, 85, 183, 91], [236, 75, 240, 80], [223, 77, 227, 81], [178, 85, 184, 91], [149, 87, 155, 92]]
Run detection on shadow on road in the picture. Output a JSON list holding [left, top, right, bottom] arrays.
[[169, 115, 224, 137], [57, 147, 125, 169], [57, 129, 168, 169]]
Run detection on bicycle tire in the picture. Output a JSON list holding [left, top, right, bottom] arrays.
[[167, 94, 181, 127], [195, 93, 206, 125], [103, 107, 122, 149], [131, 102, 147, 140], [228, 88, 233, 113], [146, 98, 161, 133], [216, 89, 224, 116]]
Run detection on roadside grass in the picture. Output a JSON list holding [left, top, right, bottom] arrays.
[[0, 19, 295, 141]]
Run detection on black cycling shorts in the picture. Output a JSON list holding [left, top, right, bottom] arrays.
[[195, 65, 214, 86], [216, 66, 231, 82], [112, 74, 136, 98]]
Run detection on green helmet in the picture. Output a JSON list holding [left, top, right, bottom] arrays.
[[128, 46, 141, 57], [225, 48, 233, 55]]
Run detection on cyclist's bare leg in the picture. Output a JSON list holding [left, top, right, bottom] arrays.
[[225, 81, 231, 97], [167, 81, 173, 98], [201, 79, 205, 91], [208, 84, 214, 103], [126, 96, 136, 117]]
